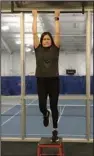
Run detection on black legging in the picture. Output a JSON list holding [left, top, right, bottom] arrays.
[[36, 77, 60, 128]]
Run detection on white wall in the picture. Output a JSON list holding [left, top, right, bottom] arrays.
[[1, 51, 93, 76]]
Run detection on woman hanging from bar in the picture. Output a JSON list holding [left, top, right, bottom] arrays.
[[32, 9, 60, 142]]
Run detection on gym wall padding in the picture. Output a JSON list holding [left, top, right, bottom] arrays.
[[1, 76, 93, 95]]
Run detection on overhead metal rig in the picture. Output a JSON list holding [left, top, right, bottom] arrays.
[[1, 1, 93, 14]]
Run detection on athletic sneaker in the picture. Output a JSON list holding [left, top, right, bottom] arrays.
[[51, 130, 59, 142], [43, 110, 50, 127]]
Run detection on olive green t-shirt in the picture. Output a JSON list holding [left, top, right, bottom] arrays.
[[34, 44, 60, 77]]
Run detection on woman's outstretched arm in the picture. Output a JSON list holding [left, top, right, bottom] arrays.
[[54, 10, 60, 48], [32, 10, 40, 48]]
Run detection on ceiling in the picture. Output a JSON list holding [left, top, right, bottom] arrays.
[[1, 1, 93, 54]]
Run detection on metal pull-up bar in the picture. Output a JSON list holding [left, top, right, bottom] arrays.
[[10, 1, 87, 14]]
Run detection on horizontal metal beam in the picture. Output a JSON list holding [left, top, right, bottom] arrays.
[[1, 137, 93, 143], [1, 8, 93, 14], [1, 1, 93, 14], [1, 95, 93, 100]]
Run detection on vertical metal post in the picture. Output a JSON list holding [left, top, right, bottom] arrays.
[[0, 8, 1, 155], [86, 10, 91, 141], [20, 12, 26, 139]]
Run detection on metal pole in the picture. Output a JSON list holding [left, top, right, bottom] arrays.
[[86, 10, 91, 141], [1, 8, 93, 14], [20, 12, 26, 140]]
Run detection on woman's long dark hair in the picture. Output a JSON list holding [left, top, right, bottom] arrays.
[[40, 32, 55, 47]]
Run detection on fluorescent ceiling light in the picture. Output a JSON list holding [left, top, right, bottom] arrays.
[[15, 34, 20, 38], [15, 33, 41, 45], [15, 34, 33, 38], [32, 50, 35, 53], [10, 23, 19, 27], [15, 39, 33, 45], [25, 14, 40, 22], [26, 47, 31, 52], [25, 14, 33, 22], [1, 25, 9, 31], [26, 44, 31, 47], [3, 16, 20, 23], [16, 40, 21, 44], [38, 34, 41, 38], [15, 33, 41, 38], [25, 34, 33, 38], [25, 39, 33, 45]]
